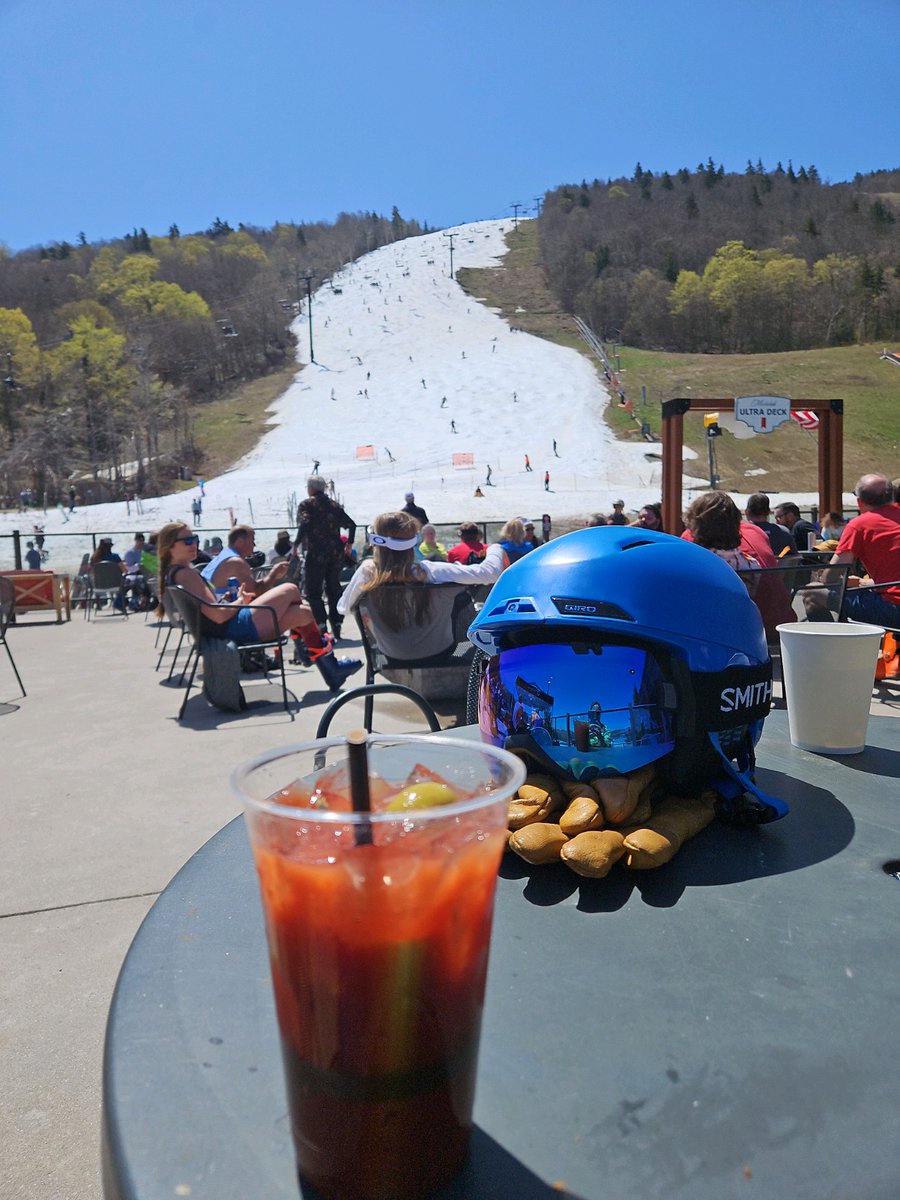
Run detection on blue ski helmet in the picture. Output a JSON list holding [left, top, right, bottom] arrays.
[[469, 526, 786, 823]]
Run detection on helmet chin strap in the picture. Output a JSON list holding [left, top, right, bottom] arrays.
[[707, 731, 789, 824]]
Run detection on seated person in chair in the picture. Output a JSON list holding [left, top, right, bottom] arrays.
[[338, 511, 509, 660], [827, 472, 900, 629], [201, 524, 288, 598], [267, 530, 293, 565], [681, 492, 794, 637], [156, 521, 360, 691]]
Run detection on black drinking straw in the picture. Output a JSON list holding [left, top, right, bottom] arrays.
[[346, 729, 373, 845]]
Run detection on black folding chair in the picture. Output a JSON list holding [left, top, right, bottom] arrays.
[[736, 561, 853, 688], [155, 589, 188, 679], [87, 561, 127, 620], [353, 583, 478, 732], [0, 577, 25, 699], [841, 579, 900, 633], [167, 585, 290, 720]]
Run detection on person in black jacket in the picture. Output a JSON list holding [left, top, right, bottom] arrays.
[[745, 492, 796, 556], [402, 492, 428, 527], [774, 501, 819, 550], [294, 475, 357, 639]]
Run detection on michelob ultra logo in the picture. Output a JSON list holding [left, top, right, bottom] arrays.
[[733, 394, 791, 433], [720, 679, 772, 713]]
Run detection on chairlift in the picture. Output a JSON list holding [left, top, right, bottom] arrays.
[[217, 319, 238, 338]]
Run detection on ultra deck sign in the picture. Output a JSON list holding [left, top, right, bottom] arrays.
[[733, 394, 791, 433]]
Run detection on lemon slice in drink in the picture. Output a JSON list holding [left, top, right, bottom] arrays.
[[384, 781, 459, 812]]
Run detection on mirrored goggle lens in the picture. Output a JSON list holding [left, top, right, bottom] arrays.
[[480, 641, 675, 779]]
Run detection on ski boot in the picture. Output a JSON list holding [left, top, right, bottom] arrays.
[[308, 634, 362, 692]]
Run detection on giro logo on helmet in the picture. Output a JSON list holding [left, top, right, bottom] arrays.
[[720, 681, 772, 714]]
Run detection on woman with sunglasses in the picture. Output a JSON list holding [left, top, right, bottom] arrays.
[[155, 521, 360, 691]]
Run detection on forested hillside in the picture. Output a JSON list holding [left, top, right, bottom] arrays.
[[538, 162, 900, 352], [0, 209, 422, 504]]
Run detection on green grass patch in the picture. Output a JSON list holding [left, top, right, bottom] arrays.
[[617, 343, 900, 490], [456, 220, 584, 354], [460, 224, 900, 493], [190, 362, 300, 477]]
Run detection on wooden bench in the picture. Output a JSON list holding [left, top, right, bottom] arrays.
[[0, 570, 71, 623]]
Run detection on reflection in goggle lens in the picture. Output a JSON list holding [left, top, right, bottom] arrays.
[[481, 642, 676, 779]]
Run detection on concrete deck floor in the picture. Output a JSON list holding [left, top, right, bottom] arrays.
[[0, 607, 469, 1200], [1, 609, 897, 1199]]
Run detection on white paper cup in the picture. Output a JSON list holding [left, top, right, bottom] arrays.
[[777, 622, 884, 753]]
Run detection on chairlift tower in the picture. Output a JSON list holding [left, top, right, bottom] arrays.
[[443, 232, 456, 280], [297, 269, 315, 362]]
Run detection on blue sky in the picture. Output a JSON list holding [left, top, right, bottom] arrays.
[[2, 0, 897, 251]]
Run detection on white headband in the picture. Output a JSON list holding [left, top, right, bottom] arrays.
[[368, 531, 419, 551]]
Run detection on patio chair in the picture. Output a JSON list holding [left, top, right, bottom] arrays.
[[841, 579, 900, 629], [155, 589, 188, 679], [166, 585, 290, 720], [71, 556, 93, 617], [0, 576, 25, 698], [736, 561, 853, 687], [352, 582, 478, 732], [87, 561, 127, 620], [315, 684, 441, 738]]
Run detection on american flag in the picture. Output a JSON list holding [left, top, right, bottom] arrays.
[[791, 409, 819, 431]]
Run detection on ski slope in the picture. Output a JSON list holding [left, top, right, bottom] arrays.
[[4, 219, 701, 550]]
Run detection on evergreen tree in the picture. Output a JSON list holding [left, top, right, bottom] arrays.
[[870, 198, 895, 226], [206, 217, 233, 239]]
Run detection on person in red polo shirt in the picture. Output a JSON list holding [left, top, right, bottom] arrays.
[[829, 473, 900, 627], [447, 521, 487, 564]]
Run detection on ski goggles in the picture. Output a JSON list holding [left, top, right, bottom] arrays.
[[479, 640, 676, 781]]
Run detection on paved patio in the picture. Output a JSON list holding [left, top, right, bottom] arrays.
[[0, 607, 467, 1200], [1, 606, 897, 1199]]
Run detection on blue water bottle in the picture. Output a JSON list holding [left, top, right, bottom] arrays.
[[225, 576, 240, 602]]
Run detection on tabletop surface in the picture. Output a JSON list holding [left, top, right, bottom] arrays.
[[102, 712, 900, 1200]]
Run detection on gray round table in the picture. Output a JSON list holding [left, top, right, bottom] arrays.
[[102, 712, 900, 1199]]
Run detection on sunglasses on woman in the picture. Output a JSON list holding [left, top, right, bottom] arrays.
[[176, 534, 199, 545]]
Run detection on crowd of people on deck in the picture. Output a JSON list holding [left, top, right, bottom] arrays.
[[40, 467, 899, 703]]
